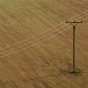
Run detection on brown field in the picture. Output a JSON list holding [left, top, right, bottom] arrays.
[[0, 0, 88, 88]]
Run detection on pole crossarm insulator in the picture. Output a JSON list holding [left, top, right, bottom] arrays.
[[66, 20, 82, 23]]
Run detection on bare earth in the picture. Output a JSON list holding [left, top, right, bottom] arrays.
[[0, 0, 88, 88]]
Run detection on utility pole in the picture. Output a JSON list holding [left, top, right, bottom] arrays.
[[66, 20, 82, 73]]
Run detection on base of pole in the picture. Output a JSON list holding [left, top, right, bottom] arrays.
[[70, 67, 80, 74]]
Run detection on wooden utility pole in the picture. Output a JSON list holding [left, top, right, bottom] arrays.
[[66, 20, 82, 73]]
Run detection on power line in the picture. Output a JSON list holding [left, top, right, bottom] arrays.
[[0, 8, 88, 57], [0, 6, 88, 52]]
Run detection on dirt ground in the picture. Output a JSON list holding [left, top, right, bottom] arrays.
[[0, 0, 88, 88]]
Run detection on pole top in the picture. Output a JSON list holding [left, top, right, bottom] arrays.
[[66, 20, 82, 23], [66, 20, 82, 26]]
